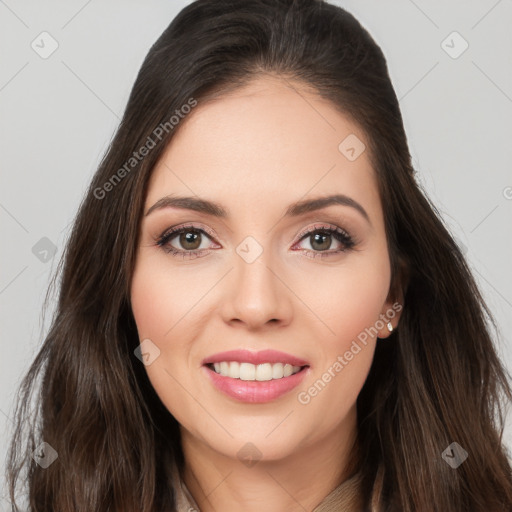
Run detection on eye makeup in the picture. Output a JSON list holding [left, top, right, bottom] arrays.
[[154, 221, 358, 260]]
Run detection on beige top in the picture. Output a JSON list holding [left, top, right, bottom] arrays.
[[171, 463, 365, 512]]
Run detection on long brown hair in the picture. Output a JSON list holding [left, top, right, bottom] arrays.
[[6, 0, 512, 510]]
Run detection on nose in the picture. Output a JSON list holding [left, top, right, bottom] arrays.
[[219, 246, 293, 331]]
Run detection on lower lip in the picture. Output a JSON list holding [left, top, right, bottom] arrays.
[[202, 365, 310, 403]]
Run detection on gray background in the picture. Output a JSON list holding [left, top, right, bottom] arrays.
[[1, 0, 511, 506]]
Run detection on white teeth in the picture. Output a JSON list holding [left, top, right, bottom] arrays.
[[256, 363, 273, 381], [230, 361, 240, 377], [210, 362, 303, 380], [239, 362, 255, 380], [272, 363, 284, 379]]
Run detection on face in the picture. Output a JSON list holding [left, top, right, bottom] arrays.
[[130, 75, 400, 463]]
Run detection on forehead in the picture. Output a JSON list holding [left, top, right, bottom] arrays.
[[145, 76, 381, 222]]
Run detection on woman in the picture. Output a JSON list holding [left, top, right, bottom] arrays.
[[6, 0, 512, 510]]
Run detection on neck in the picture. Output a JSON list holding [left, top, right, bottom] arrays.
[[180, 407, 359, 512]]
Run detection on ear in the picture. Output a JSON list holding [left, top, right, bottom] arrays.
[[377, 255, 408, 338], [376, 293, 404, 339]]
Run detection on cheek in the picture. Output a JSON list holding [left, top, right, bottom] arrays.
[[326, 272, 388, 343], [303, 252, 391, 349], [129, 253, 221, 418], [130, 265, 169, 339], [130, 252, 208, 339], [292, 251, 390, 421]]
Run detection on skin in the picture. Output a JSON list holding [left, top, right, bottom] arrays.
[[130, 75, 402, 512]]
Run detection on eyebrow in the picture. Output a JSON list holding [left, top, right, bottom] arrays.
[[145, 193, 371, 224]]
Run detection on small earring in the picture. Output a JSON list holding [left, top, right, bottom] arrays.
[[387, 322, 393, 333]]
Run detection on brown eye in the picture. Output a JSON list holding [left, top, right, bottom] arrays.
[[294, 224, 355, 258], [309, 232, 333, 251], [178, 230, 203, 250], [156, 224, 218, 258]]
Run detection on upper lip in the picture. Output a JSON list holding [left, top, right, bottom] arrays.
[[202, 349, 310, 367]]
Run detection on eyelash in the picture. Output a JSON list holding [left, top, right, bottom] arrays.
[[155, 222, 356, 260]]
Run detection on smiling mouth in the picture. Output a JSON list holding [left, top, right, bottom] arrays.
[[205, 362, 309, 381]]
